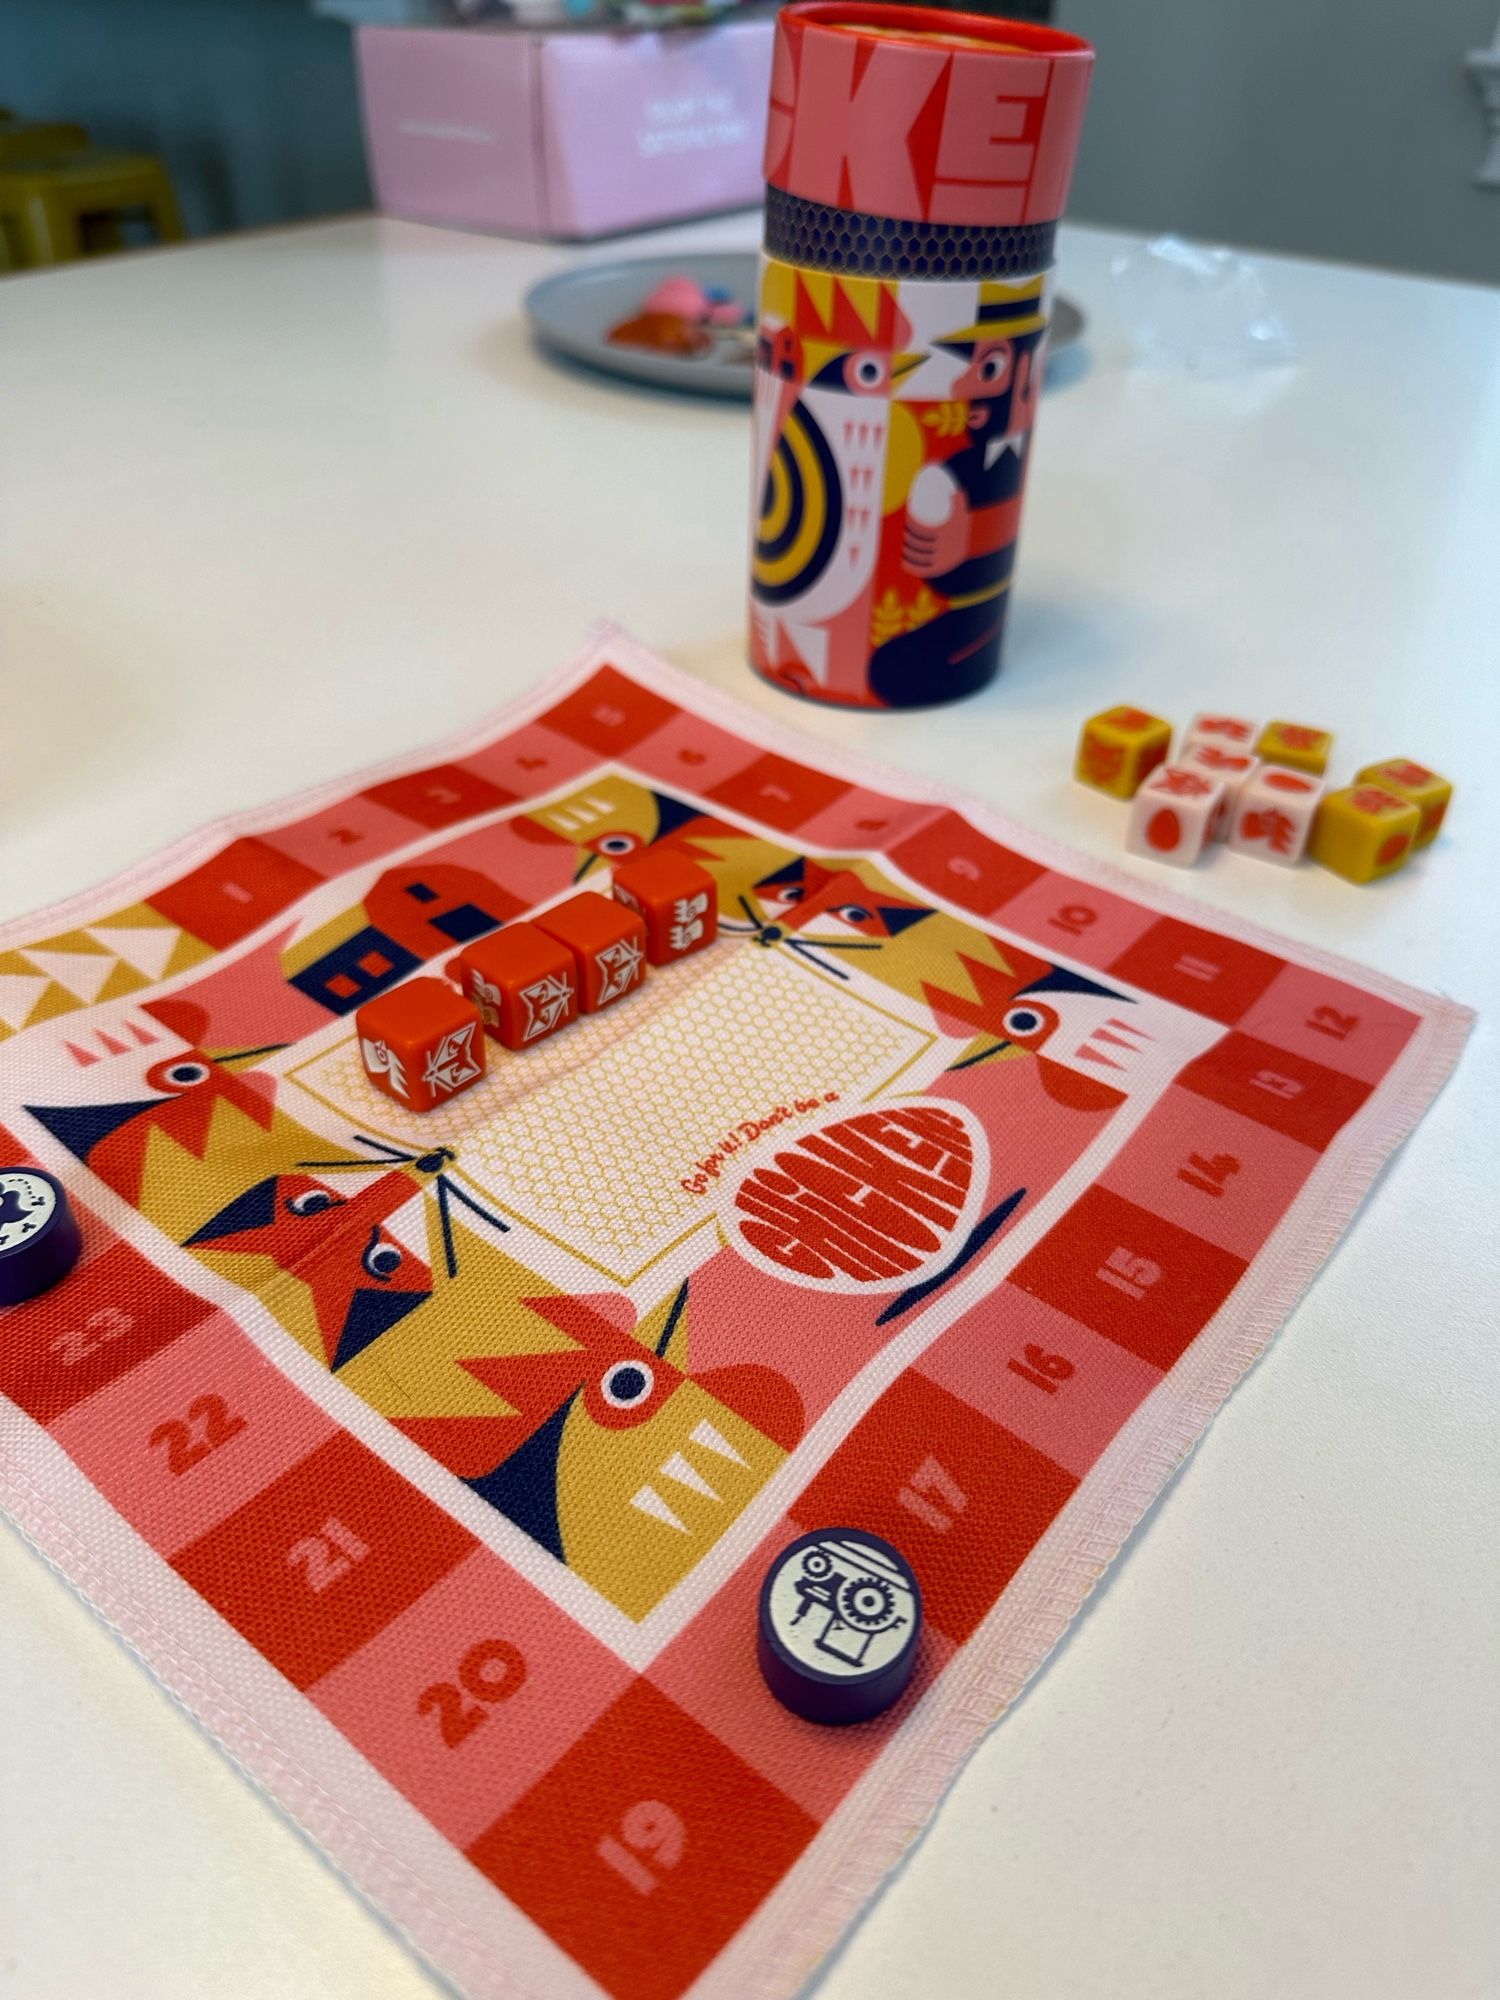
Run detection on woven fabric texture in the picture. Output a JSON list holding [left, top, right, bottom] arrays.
[[0, 630, 1471, 2000]]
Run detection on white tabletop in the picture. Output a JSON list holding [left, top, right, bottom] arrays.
[[1, 213, 1496, 2000]]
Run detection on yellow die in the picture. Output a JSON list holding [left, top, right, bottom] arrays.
[[1075, 705, 1171, 798], [1355, 759, 1452, 848], [1309, 784, 1421, 884], [1256, 720, 1333, 775]]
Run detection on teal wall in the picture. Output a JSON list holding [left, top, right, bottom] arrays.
[[0, 0, 371, 237], [1056, 0, 1499, 287]]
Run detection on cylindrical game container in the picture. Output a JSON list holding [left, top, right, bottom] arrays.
[[749, 4, 1094, 709]]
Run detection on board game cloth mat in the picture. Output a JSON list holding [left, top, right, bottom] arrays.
[[0, 627, 1473, 2000]]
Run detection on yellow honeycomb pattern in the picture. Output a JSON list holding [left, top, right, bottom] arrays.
[[287, 942, 928, 1282]]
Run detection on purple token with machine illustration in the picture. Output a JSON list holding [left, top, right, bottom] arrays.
[[0, 1167, 82, 1306], [757, 1526, 922, 1725]]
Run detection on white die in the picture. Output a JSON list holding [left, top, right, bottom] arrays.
[[1184, 711, 1259, 756], [1226, 764, 1326, 866], [1126, 763, 1226, 867], [1179, 744, 1260, 839]]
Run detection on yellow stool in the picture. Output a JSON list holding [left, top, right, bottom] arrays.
[[0, 151, 184, 268], [0, 122, 89, 165]]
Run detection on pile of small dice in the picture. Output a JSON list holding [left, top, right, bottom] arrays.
[[1075, 708, 1451, 884], [352, 849, 718, 1113]]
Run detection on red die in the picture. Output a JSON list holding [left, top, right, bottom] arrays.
[[534, 893, 647, 1013], [610, 850, 718, 966], [451, 923, 579, 1052], [355, 977, 486, 1112]]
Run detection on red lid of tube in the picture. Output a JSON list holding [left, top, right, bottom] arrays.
[[765, 3, 1094, 229]]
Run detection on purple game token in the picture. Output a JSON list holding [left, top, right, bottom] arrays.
[[0, 1167, 82, 1306], [757, 1526, 922, 1725]]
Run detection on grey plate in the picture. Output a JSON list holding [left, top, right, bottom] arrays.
[[525, 251, 1085, 400]]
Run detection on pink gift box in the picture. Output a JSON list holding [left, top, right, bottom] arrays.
[[355, 17, 773, 240]]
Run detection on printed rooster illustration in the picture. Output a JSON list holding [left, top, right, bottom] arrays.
[[722, 855, 932, 980], [924, 955, 1206, 1101], [513, 774, 732, 882], [25, 1001, 278, 1210], [751, 263, 922, 697], [456, 1280, 796, 1620], [187, 1167, 434, 1371]]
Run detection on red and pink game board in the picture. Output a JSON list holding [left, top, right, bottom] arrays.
[[0, 631, 1471, 2000]]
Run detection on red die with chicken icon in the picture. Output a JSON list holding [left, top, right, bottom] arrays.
[[534, 893, 648, 1013], [355, 976, 486, 1112], [451, 923, 579, 1052], [610, 850, 718, 966]]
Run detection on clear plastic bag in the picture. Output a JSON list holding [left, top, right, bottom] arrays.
[[1111, 235, 1297, 373]]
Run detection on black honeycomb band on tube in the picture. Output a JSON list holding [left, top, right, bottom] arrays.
[[763, 187, 1056, 280]]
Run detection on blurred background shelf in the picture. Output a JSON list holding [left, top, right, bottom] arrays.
[[0, 0, 372, 241], [1, 0, 1495, 278]]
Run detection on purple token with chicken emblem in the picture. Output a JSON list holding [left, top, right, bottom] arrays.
[[0, 1167, 82, 1306], [757, 1527, 922, 1725]]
